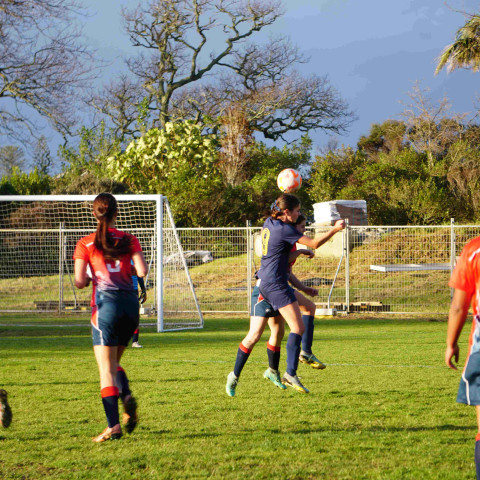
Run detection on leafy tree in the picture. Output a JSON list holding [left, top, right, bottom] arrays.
[[0, 146, 25, 176], [107, 121, 221, 226], [436, 14, 480, 74], [0, 167, 51, 195], [0, 0, 96, 145]]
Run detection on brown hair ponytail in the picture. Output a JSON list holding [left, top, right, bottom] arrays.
[[271, 193, 300, 219], [93, 193, 131, 259]]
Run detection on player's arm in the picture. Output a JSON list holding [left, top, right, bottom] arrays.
[[137, 275, 147, 304], [74, 258, 90, 289], [132, 251, 147, 280], [288, 248, 314, 263], [297, 219, 345, 250], [289, 272, 318, 297], [446, 288, 472, 370]]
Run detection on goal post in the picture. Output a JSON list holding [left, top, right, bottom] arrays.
[[0, 194, 203, 332]]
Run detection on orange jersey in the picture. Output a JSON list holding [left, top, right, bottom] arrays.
[[73, 228, 142, 305], [449, 236, 480, 315]]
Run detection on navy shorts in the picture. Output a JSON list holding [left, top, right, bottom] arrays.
[[91, 290, 139, 347], [457, 350, 480, 405], [258, 280, 297, 311], [251, 286, 279, 318]]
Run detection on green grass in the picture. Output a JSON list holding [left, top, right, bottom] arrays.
[[0, 315, 475, 479]]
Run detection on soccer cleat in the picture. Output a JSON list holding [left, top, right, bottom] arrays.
[[122, 395, 138, 434], [299, 351, 326, 370], [92, 424, 122, 443], [226, 371, 238, 397], [0, 389, 12, 428], [263, 368, 287, 390], [281, 373, 310, 393], [132, 342, 143, 348]]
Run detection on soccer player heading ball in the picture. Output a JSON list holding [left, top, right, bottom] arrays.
[[226, 193, 344, 396], [73, 193, 147, 442]]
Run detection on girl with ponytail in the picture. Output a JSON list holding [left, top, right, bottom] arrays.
[[73, 193, 147, 442]]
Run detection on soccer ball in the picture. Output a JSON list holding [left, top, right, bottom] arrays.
[[277, 168, 302, 193]]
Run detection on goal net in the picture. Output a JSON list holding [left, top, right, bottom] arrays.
[[0, 194, 203, 332]]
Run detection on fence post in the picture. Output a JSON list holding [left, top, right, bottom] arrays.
[[246, 221, 252, 315], [450, 218, 455, 301], [345, 219, 350, 313], [58, 222, 64, 314]]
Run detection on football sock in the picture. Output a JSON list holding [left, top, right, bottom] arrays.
[[132, 329, 139, 343], [116, 366, 131, 402], [286, 332, 302, 376], [101, 386, 120, 428], [301, 315, 314, 355], [233, 343, 252, 378], [475, 434, 480, 479], [267, 342, 281, 371]]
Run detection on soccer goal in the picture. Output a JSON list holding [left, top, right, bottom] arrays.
[[0, 194, 203, 332]]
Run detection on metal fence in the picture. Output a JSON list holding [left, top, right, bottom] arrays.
[[1, 221, 478, 316]]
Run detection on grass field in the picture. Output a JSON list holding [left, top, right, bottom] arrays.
[[0, 314, 475, 479]]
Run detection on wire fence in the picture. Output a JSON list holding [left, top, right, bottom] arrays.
[[1, 222, 478, 317]]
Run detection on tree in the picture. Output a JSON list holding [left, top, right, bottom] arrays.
[[90, 0, 353, 143], [0, 146, 25, 176], [0, 0, 96, 145], [32, 136, 53, 175], [436, 14, 480, 74]]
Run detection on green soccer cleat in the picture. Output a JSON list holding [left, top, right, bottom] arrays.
[[281, 373, 310, 393], [226, 371, 239, 397], [0, 389, 12, 428], [299, 351, 326, 370], [263, 368, 287, 390]]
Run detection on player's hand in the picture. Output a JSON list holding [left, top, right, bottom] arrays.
[[333, 219, 346, 231], [85, 276, 91, 287], [445, 344, 459, 370], [139, 288, 147, 304], [304, 287, 318, 297]]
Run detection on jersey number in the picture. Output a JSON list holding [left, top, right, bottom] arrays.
[[261, 228, 270, 256], [106, 260, 121, 273]]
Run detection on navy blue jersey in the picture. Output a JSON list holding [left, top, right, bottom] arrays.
[[257, 217, 303, 283]]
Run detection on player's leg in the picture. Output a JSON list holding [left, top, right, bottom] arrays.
[[0, 389, 12, 428], [132, 328, 142, 348], [296, 290, 326, 370], [116, 293, 140, 433], [90, 294, 123, 442], [226, 315, 269, 397], [264, 316, 286, 389], [93, 345, 122, 442], [278, 301, 309, 393]]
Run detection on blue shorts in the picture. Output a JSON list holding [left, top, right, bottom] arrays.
[[91, 290, 139, 347], [457, 350, 480, 405], [251, 286, 279, 318], [258, 280, 297, 312]]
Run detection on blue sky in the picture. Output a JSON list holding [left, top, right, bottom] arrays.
[[79, 0, 479, 153]]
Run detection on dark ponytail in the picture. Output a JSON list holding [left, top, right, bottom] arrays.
[[271, 193, 300, 219], [93, 193, 131, 259]]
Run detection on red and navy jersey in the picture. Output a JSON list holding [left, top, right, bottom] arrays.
[[257, 216, 303, 284], [74, 228, 142, 306]]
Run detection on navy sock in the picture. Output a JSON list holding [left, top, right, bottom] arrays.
[[286, 333, 302, 376], [233, 343, 251, 378], [132, 329, 139, 343], [267, 342, 281, 371], [475, 436, 480, 479], [101, 386, 119, 428], [301, 315, 315, 355], [116, 366, 131, 402]]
